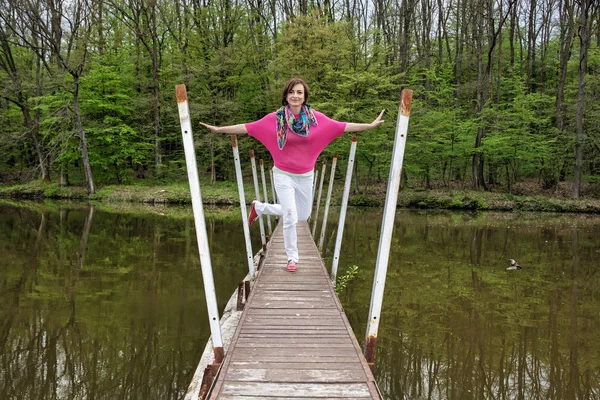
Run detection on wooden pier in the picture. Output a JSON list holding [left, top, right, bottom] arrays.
[[208, 221, 381, 399]]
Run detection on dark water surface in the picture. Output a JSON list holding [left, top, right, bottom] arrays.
[[0, 201, 259, 400], [1, 201, 599, 399]]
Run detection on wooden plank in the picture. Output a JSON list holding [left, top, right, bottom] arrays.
[[245, 309, 341, 316], [236, 337, 353, 344], [249, 302, 338, 309], [255, 284, 330, 289], [236, 342, 355, 348], [225, 368, 367, 382], [251, 293, 333, 300], [242, 318, 344, 324], [219, 382, 373, 397], [230, 355, 362, 363], [233, 347, 359, 357], [241, 328, 349, 334], [229, 361, 364, 370], [218, 397, 369, 400]]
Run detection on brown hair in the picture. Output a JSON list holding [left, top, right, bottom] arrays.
[[281, 77, 310, 106]]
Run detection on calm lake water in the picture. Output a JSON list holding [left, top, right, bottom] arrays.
[[1, 200, 599, 400]]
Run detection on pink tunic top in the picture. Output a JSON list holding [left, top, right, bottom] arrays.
[[245, 111, 346, 174]]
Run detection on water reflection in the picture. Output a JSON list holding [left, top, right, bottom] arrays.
[[0, 201, 258, 400], [328, 209, 600, 400]]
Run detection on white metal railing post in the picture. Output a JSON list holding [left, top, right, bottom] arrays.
[[364, 90, 413, 372], [270, 168, 277, 204], [250, 151, 267, 249], [331, 137, 358, 283], [311, 160, 327, 237], [231, 136, 255, 279], [312, 169, 319, 203], [318, 153, 338, 251], [259, 160, 272, 235], [175, 84, 224, 363]]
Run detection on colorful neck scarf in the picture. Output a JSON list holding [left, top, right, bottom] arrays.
[[276, 104, 318, 150]]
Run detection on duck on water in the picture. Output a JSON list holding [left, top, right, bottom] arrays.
[[507, 259, 522, 270]]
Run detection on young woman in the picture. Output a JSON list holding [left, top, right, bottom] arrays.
[[200, 77, 385, 272]]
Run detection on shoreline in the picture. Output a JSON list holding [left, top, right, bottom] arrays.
[[1, 180, 600, 214]]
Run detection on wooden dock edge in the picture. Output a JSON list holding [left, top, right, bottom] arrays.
[[184, 249, 266, 400], [206, 227, 280, 399]]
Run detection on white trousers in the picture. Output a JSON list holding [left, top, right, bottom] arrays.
[[253, 171, 314, 263]]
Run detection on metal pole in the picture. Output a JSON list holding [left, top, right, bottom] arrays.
[[318, 153, 338, 251], [259, 159, 272, 235], [311, 160, 327, 238], [250, 150, 267, 249], [312, 169, 319, 203], [231, 136, 255, 279], [270, 168, 277, 204], [175, 84, 224, 363], [365, 90, 413, 371], [331, 137, 358, 283]]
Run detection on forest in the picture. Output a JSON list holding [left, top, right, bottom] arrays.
[[0, 0, 599, 199]]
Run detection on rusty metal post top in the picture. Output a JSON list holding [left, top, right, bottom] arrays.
[[176, 84, 188, 103], [260, 159, 263, 166], [400, 89, 413, 117], [250, 150, 255, 158], [231, 135, 237, 147], [334, 152, 338, 159], [352, 136, 358, 142]]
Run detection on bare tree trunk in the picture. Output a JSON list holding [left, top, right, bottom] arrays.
[[0, 13, 48, 182], [96, 0, 104, 56], [455, 0, 468, 97], [526, 0, 538, 89], [573, 0, 596, 198], [509, 0, 517, 67], [472, 0, 514, 190], [556, 0, 576, 132], [73, 76, 95, 195]]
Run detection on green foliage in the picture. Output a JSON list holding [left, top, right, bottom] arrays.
[[80, 55, 152, 184], [335, 264, 359, 294], [405, 191, 487, 210], [349, 194, 381, 207], [0, 1, 599, 196]]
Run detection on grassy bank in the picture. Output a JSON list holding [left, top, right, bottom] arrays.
[[2, 179, 600, 213]]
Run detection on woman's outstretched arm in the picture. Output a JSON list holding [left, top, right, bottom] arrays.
[[344, 109, 386, 132], [199, 122, 248, 134]]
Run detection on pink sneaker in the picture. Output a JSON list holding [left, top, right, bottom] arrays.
[[286, 260, 297, 272], [248, 201, 258, 226]]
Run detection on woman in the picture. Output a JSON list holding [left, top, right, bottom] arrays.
[[200, 77, 384, 272]]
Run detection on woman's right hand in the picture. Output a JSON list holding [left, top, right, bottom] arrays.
[[199, 122, 220, 133], [198, 122, 248, 134]]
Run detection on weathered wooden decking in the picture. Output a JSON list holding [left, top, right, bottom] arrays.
[[208, 221, 381, 399]]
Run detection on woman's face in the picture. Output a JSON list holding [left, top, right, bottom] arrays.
[[286, 83, 305, 110]]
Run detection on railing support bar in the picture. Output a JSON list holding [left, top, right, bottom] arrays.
[[318, 153, 338, 251], [250, 151, 267, 249], [231, 136, 255, 278], [312, 160, 327, 238], [260, 160, 272, 235], [331, 138, 358, 283]]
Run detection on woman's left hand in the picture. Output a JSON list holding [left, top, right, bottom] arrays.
[[370, 109, 386, 128]]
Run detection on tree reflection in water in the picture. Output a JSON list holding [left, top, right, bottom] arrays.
[[0, 202, 258, 400]]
